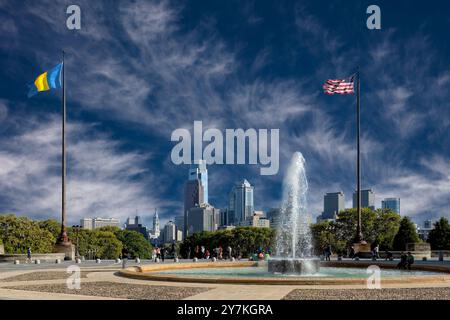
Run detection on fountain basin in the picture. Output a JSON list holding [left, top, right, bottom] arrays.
[[268, 258, 320, 274]]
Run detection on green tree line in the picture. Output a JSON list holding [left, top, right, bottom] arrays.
[[0, 214, 152, 259], [180, 227, 275, 258]]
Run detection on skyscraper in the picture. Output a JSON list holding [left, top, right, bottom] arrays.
[[183, 178, 204, 237], [162, 221, 177, 243], [189, 160, 208, 204], [228, 179, 254, 224], [353, 189, 375, 210], [322, 192, 345, 220], [187, 204, 220, 234], [381, 198, 400, 215]]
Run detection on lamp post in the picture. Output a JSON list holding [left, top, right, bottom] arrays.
[[72, 225, 81, 259]]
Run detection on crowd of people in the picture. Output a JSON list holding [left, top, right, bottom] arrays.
[[186, 245, 238, 260]]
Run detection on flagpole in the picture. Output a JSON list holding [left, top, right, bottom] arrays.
[[57, 50, 69, 245], [354, 67, 364, 243]]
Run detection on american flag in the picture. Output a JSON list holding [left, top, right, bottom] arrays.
[[323, 76, 355, 95]]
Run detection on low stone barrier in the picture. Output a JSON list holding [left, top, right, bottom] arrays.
[[0, 253, 66, 263]]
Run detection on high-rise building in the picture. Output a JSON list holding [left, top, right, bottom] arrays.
[[189, 160, 208, 204], [353, 189, 375, 210], [183, 178, 204, 237], [80, 218, 120, 230], [381, 198, 400, 215], [187, 204, 220, 234], [125, 216, 149, 240], [266, 208, 281, 230], [162, 221, 177, 244], [322, 192, 345, 220], [228, 179, 254, 224], [220, 208, 229, 227], [174, 215, 184, 232]]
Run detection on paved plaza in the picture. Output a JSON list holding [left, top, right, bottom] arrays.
[[1, 259, 450, 300]]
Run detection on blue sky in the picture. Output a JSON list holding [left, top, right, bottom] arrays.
[[0, 0, 449, 227]]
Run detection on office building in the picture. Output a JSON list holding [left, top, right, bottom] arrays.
[[183, 178, 204, 237], [174, 215, 184, 233], [322, 192, 345, 220], [266, 208, 281, 229], [353, 189, 375, 210], [187, 204, 220, 234], [80, 217, 120, 230], [220, 208, 229, 227], [125, 216, 149, 240], [189, 160, 208, 204], [228, 179, 254, 224], [381, 198, 401, 215], [240, 211, 270, 228], [162, 221, 177, 244]]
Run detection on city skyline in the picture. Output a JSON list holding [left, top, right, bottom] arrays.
[[0, 1, 449, 227]]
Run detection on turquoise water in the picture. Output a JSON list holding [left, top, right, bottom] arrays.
[[153, 267, 441, 279]]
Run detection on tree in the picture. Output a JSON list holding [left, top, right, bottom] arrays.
[[38, 219, 61, 241], [180, 227, 275, 258], [393, 217, 420, 250], [428, 217, 450, 250], [0, 214, 55, 254], [89, 230, 123, 259], [113, 229, 153, 259], [373, 209, 401, 250], [333, 208, 378, 246], [310, 220, 346, 255]]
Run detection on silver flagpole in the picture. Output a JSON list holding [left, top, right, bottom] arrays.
[[57, 50, 69, 244]]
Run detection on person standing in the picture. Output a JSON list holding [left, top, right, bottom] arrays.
[[201, 246, 205, 259], [227, 245, 232, 260], [406, 252, 415, 270], [27, 247, 32, 264], [187, 246, 191, 259], [160, 247, 165, 262], [374, 245, 380, 259]]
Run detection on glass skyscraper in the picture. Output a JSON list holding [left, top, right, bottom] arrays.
[[322, 192, 345, 220], [352, 189, 375, 210], [381, 198, 400, 215], [189, 160, 208, 204], [228, 179, 254, 224]]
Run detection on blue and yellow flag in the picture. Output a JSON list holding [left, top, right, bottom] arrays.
[[28, 63, 63, 97]]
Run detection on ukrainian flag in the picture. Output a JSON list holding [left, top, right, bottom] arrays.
[[28, 63, 63, 97]]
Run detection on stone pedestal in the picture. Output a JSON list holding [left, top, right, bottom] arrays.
[[0, 244, 4, 255], [406, 243, 431, 260], [353, 242, 372, 258], [268, 258, 320, 274], [53, 243, 75, 261]]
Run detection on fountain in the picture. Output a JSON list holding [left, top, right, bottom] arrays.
[[268, 152, 320, 274], [119, 150, 450, 285]]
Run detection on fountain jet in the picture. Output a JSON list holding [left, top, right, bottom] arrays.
[[268, 152, 320, 274]]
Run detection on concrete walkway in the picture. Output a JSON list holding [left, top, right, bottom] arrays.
[[2, 259, 450, 300]]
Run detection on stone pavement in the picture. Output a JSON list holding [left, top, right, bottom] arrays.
[[1, 258, 450, 300]]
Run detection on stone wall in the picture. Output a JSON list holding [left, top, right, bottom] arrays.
[[0, 253, 66, 263]]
